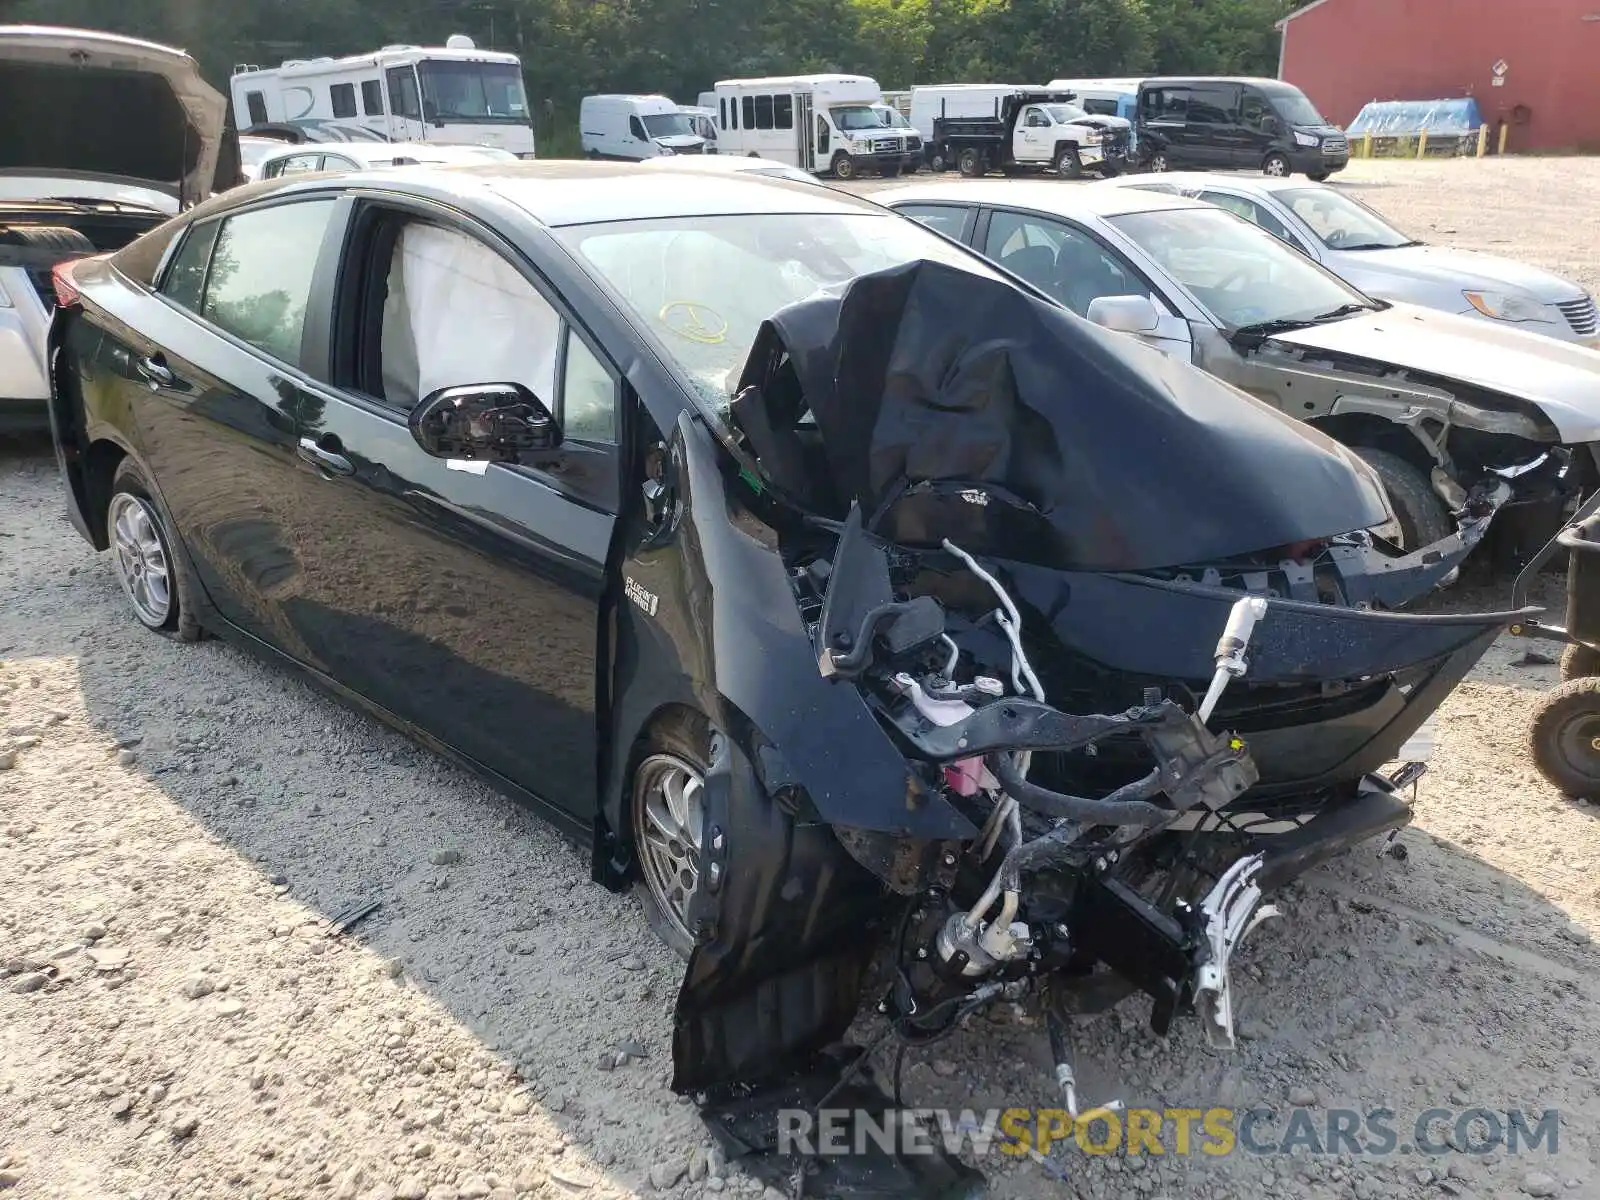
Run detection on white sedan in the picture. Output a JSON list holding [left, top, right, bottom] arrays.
[[637, 155, 822, 185], [1102, 172, 1598, 346], [254, 141, 519, 180]]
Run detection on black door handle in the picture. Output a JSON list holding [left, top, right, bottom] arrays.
[[135, 355, 175, 389], [297, 436, 354, 477]]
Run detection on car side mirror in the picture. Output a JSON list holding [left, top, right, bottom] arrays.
[[1086, 294, 1161, 334], [410, 384, 561, 463]]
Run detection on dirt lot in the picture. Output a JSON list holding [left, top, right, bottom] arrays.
[[4, 157, 1600, 1200]]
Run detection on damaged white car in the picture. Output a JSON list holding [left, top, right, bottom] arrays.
[[0, 24, 234, 433]]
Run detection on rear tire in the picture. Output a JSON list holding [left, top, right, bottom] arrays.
[[1562, 643, 1600, 681], [1263, 152, 1291, 177], [831, 152, 858, 181], [1530, 677, 1600, 799], [957, 147, 985, 177], [1147, 151, 1170, 172], [1054, 145, 1084, 179], [1352, 447, 1453, 552], [106, 459, 203, 642], [927, 146, 948, 172]]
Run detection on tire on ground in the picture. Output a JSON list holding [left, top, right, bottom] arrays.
[[108, 457, 204, 643], [1529, 676, 1600, 799]]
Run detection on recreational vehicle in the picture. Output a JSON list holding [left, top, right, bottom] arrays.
[[710, 74, 920, 178], [230, 36, 535, 156]]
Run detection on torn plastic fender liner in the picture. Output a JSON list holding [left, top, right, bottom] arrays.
[[602, 411, 977, 851], [672, 726, 885, 1095]]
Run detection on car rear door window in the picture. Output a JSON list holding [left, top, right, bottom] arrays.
[[1197, 190, 1302, 248], [199, 200, 338, 363]]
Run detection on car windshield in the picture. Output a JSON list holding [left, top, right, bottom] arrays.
[[1109, 206, 1374, 330], [1045, 104, 1089, 122], [831, 105, 906, 130], [641, 112, 696, 138], [416, 60, 529, 124], [1276, 187, 1418, 251], [1267, 90, 1329, 127], [556, 212, 1005, 414]]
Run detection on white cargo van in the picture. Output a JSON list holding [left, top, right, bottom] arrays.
[[230, 35, 535, 156], [909, 83, 1033, 170], [1048, 77, 1144, 150], [710, 74, 920, 179], [579, 94, 706, 160], [681, 105, 719, 152]]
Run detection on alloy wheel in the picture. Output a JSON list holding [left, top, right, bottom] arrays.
[[632, 753, 706, 944], [109, 493, 173, 628]]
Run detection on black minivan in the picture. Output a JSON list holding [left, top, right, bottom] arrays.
[[1137, 77, 1349, 179]]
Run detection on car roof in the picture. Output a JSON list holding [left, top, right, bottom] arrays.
[[470, 161, 877, 225], [875, 179, 1211, 219], [1107, 171, 1323, 197], [260, 141, 503, 165], [211, 160, 882, 227]]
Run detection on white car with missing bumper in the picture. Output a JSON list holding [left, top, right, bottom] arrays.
[[881, 179, 1600, 554], [1104, 172, 1599, 347]]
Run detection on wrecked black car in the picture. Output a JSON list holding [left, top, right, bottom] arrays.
[[49, 163, 1521, 1195]]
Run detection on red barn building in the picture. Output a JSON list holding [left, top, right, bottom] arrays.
[[1277, 0, 1600, 152]]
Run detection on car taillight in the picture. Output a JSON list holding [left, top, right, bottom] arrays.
[[51, 260, 82, 309]]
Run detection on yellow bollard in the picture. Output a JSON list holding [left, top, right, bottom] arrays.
[[1477, 124, 1488, 157], [1498, 123, 1509, 154], [1363, 131, 1373, 158], [1417, 129, 1428, 158]]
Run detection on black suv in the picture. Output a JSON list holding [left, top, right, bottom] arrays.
[[1137, 77, 1349, 179]]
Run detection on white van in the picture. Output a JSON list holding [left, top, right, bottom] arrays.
[[909, 83, 1034, 170], [681, 105, 720, 152], [1048, 78, 1144, 149], [579, 94, 706, 160], [230, 35, 535, 155], [710, 74, 920, 179]]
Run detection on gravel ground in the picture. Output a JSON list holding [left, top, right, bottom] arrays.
[[4, 158, 1600, 1200]]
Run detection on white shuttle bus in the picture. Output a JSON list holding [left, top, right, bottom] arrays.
[[230, 35, 536, 156], [709, 74, 921, 179]]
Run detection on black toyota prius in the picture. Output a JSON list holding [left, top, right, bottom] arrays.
[[47, 160, 1518, 1194]]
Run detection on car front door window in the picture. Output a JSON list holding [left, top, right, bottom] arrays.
[[983, 209, 1151, 317], [894, 204, 973, 242]]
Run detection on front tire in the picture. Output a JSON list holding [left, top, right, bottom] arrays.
[[1530, 677, 1600, 799], [630, 711, 711, 959], [831, 152, 858, 181], [1352, 447, 1453, 552], [1308, 170, 1331, 182], [1054, 145, 1084, 179], [107, 459, 202, 642], [1263, 152, 1291, 177]]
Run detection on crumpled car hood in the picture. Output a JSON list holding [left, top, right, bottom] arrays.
[[734, 258, 1390, 572], [1265, 302, 1600, 442], [1336, 243, 1588, 304], [0, 25, 232, 205]]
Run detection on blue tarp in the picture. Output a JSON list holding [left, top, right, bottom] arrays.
[[1347, 98, 1485, 137]]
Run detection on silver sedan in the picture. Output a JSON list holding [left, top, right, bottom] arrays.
[[1102, 171, 1598, 346]]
